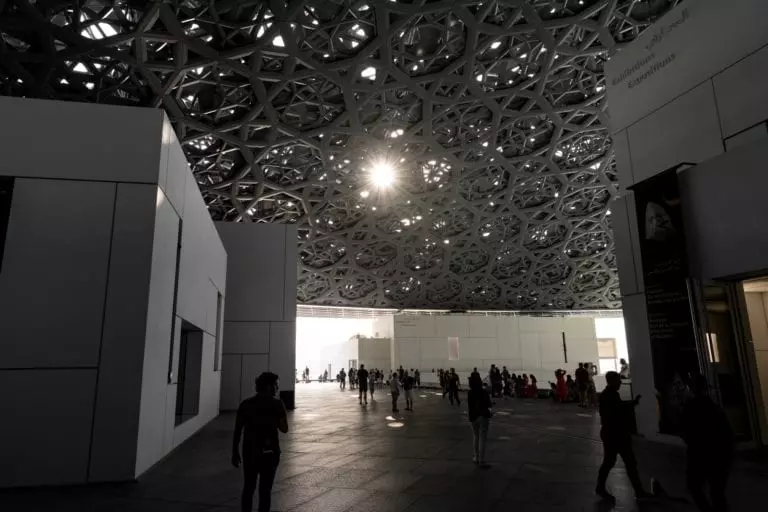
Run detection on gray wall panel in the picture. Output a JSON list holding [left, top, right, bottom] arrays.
[[679, 140, 768, 279], [0, 179, 115, 368], [217, 223, 287, 323], [223, 322, 270, 354], [0, 97, 163, 183], [713, 44, 768, 137], [611, 196, 639, 297], [221, 354, 243, 410], [0, 369, 96, 487], [627, 82, 723, 186], [241, 354, 269, 403], [89, 184, 156, 482]]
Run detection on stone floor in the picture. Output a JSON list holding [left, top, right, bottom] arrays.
[[2, 383, 767, 511]]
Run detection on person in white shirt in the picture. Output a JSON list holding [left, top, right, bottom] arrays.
[[619, 359, 630, 380], [390, 373, 401, 413], [369, 371, 376, 400]]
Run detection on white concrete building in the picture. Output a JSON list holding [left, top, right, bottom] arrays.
[[217, 223, 297, 410], [607, 0, 768, 445], [0, 98, 227, 487]]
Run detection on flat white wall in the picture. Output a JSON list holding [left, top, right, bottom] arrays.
[[605, 0, 768, 440], [296, 317, 373, 378], [392, 314, 599, 379], [217, 223, 297, 410], [373, 315, 395, 338], [0, 98, 226, 487], [358, 337, 393, 373]]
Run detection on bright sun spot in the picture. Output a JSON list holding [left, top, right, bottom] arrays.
[[371, 160, 395, 188]]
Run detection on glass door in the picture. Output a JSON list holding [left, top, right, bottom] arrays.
[[687, 279, 760, 443]]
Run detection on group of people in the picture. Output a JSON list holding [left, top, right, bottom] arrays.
[[437, 366, 541, 400], [389, 366, 418, 412], [336, 366, 386, 392], [551, 359, 630, 407], [437, 368, 463, 405], [552, 362, 597, 406], [336, 365, 421, 411], [236, 360, 733, 512]]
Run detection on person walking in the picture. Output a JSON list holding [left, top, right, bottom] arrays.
[[555, 369, 567, 402], [439, 369, 447, 399], [339, 368, 346, 390], [368, 370, 376, 401], [575, 363, 589, 407], [619, 358, 630, 380], [468, 374, 492, 465], [595, 371, 651, 501], [682, 375, 734, 512], [232, 372, 288, 512], [357, 364, 369, 405], [390, 372, 401, 413], [403, 371, 415, 411], [414, 368, 421, 388], [447, 368, 461, 406]]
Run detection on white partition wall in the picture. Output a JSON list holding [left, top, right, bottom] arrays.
[[358, 337, 393, 373], [605, 0, 768, 441], [216, 223, 297, 410], [0, 97, 227, 487], [392, 314, 599, 379]]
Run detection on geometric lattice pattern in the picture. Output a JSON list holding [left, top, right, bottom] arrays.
[[0, 0, 679, 310]]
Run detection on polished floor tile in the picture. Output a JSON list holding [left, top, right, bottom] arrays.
[[2, 382, 767, 511]]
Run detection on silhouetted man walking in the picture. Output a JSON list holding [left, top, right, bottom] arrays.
[[682, 375, 734, 512], [575, 362, 589, 407], [232, 372, 288, 512], [358, 364, 369, 405], [447, 368, 461, 406], [596, 371, 650, 501]]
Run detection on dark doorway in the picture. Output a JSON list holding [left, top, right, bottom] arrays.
[[175, 321, 204, 426], [0, 177, 15, 273]]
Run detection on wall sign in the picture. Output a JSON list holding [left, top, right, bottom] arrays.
[[629, 164, 699, 435], [605, 0, 768, 133]]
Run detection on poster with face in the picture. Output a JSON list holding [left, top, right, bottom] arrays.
[[630, 164, 699, 435]]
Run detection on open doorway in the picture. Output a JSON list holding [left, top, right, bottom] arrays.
[[689, 282, 761, 443], [739, 278, 768, 441], [175, 321, 203, 426]]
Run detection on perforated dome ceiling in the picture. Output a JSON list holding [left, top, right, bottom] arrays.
[[0, 0, 679, 310]]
